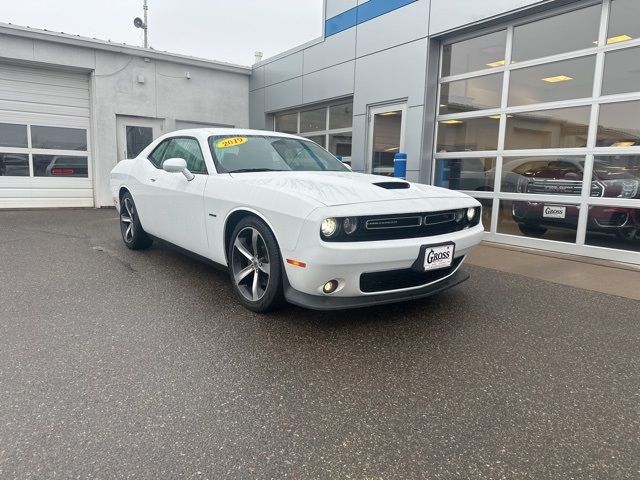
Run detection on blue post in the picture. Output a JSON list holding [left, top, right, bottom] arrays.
[[393, 152, 407, 179]]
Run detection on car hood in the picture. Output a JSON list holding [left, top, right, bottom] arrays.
[[228, 171, 468, 206]]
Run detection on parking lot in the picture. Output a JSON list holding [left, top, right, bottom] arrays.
[[1, 209, 639, 479]]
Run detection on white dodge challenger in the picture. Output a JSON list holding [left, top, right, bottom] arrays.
[[110, 129, 483, 312]]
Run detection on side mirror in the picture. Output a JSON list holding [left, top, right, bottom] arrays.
[[163, 157, 194, 181]]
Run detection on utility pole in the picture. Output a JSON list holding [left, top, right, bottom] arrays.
[[143, 0, 148, 49], [133, 1, 149, 49]]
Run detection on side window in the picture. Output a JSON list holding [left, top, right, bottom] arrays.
[[148, 140, 170, 169], [163, 137, 207, 174]]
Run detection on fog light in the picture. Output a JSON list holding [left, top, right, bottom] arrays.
[[466, 207, 476, 221], [323, 280, 339, 294]]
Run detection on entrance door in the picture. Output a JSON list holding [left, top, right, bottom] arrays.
[[116, 116, 164, 160], [367, 103, 406, 176]]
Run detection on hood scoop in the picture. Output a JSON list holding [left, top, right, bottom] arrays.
[[373, 181, 410, 190]]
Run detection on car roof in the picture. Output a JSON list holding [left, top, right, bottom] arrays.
[[167, 128, 305, 141]]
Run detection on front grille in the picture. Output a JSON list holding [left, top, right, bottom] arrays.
[[325, 208, 481, 242], [360, 257, 464, 293], [524, 179, 603, 196]]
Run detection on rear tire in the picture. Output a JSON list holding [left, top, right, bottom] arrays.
[[228, 216, 284, 313], [119, 192, 153, 250], [517, 223, 547, 237]]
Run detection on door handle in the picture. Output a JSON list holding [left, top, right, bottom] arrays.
[[150, 178, 157, 182]]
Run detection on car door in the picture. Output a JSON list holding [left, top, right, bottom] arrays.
[[142, 136, 210, 256]]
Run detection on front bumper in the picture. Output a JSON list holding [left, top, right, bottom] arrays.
[[280, 199, 483, 307], [283, 263, 470, 311]]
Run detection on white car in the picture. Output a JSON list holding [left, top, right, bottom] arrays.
[[110, 129, 483, 312]]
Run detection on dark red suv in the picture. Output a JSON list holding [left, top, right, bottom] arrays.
[[511, 158, 640, 240]]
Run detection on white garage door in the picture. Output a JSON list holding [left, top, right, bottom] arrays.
[[0, 62, 92, 208]]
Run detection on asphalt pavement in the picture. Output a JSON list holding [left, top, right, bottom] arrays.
[[0, 209, 638, 479]]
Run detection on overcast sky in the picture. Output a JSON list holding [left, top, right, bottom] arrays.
[[2, 0, 324, 65]]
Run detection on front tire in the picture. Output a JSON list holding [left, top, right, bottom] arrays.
[[228, 216, 284, 313], [517, 223, 547, 237], [119, 192, 153, 250]]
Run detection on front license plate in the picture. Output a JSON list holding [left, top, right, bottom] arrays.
[[543, 205, 566, 219], [423, 243, 455, 271]]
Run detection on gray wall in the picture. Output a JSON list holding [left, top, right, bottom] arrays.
[[0, 26, 250, 207], [250, 0, 554, 182], [90, 52, 249, 206]]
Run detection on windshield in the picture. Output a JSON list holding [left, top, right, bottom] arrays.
[[208, 135, 350, 173]]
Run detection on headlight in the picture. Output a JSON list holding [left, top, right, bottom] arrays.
[[466, 207, 476, 221], [343, 217, 358, 235], [321, 217, 339, 238]]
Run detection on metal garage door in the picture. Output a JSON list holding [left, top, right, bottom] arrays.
[[0, 62, 92, 208]]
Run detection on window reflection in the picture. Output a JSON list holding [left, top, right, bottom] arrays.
[[597, 101, 640, 147], [329, 103, 353, 129], [508, 56, 595, 107], [591, 156, 640, 199], [603, 47, 640, 96], [504, 106, 590, 150], [437, 116, 500, 152], [441, 30, 507, 77], [275, 113, 297, 134], [372, 110, 402, 176], [328, 133, 352, 160], [0, 152, 29, 176], [440, 74, 502, 115], [501, 156, 587, 195], [607, 0, 640, 46], [511, 5, 601, 62], [33, 155, 88, 177], [477, 198, 493, 232], [498, 199, 578, 243], [586, 206, 640, 251], [0, 123, 28, 148], [31, 126, 87, 151], [300, 108, 327, 133], [435, 158, 496, 191]]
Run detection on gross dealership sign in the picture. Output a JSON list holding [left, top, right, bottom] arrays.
[[543, 205, 567, 219]]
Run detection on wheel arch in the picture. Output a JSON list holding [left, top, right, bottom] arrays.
[[118, 186, 130, 203], [223, 207, 282, 264]]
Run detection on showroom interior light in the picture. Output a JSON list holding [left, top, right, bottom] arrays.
[[542, 75, 573, 83], [607, 34, 632, 44], [440, 119, 463, 124], [486, 59, 505, 67], [611, 141, 636, 147]]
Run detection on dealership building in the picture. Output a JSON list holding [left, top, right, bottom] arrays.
[[1, 0, 640, 265]]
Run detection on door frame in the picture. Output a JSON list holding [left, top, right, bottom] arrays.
[[116, 115, 165, 161], [366, 102, 407, 174]]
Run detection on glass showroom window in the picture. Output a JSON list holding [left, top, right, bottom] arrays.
[[435, 0, 640, 262], [0, 123, 89, 178], [274, 101, 353, 162]]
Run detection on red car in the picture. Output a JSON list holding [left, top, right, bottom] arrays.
[[511, 158, 640, 241]]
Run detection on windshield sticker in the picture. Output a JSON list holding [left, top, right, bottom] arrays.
[[216, 137, 248, 149]]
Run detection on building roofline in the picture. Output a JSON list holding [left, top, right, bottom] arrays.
[[0, 22, 252, 75], [252, 36, 324, 68]]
